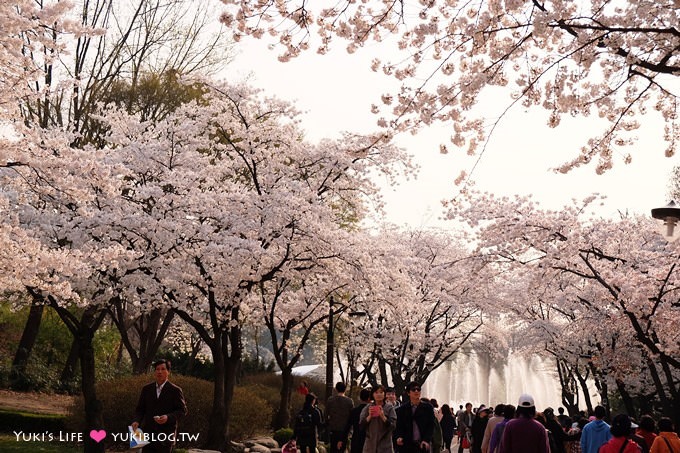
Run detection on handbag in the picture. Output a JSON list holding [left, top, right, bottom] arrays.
[[461, 433, 471, 449]]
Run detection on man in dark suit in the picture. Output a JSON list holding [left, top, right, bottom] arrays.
[[395, 382, 435, 453], [132, 359, 188, 453]]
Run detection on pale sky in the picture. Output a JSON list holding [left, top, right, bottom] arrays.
[[225, 36, 680, 229]]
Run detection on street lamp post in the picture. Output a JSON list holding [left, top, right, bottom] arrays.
[[325, 296, 366, 402], [651, 201, 680, 242], [325, 296, 335, 403]]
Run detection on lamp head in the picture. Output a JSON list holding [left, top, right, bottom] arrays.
[[651, 201, 680, 242]]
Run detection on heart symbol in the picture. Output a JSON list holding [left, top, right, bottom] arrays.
[[89, 430, 106, 443]]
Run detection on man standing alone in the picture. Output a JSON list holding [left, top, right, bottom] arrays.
[[326, 382, 354, 453], [131, 359, 188, 453]]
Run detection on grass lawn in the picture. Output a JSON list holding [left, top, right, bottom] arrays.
[[0, 434, 82, 452]]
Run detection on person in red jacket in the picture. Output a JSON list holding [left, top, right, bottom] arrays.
[[597, 414, 642, 453]]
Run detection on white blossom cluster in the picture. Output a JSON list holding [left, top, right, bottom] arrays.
[[222, 0, 680, 173]]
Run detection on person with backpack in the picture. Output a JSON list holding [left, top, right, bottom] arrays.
[[636, 415, 657, 453], [440, 405, 457, 453], [650, 417, 680, 453], [295, 393, 324, 453], [596, 414, 642, 453], [327, 382, 354, 453]]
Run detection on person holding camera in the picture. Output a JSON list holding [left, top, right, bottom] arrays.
[[360, 385, 397, 453]]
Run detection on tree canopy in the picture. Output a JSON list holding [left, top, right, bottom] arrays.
[[222, 0, 680, 173]]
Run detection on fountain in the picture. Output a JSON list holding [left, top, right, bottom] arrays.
[[422, 350, 598, 411]]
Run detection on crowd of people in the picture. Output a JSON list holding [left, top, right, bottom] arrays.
[[287, 381, 680, 453]]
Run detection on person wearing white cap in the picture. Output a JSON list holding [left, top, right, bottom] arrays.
[[498, 394, 550, 453]]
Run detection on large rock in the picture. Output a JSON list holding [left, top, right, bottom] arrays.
[[249, 437, 279, 449], [249, 444, 273, 453], [230, 441, 247, 453]]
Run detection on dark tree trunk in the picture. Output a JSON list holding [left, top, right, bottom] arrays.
[[200, 327, 241, 451], [185, 339, 202, 374], [60, 337, 80, 388], [132, 309, 175, 374], [378, 359, 389, 388], [10, 300, 44, 389], [597, 378, 610, 415], [109, 302, 174, 375], [275, 367, 294, 429], [171, 277, 245, 452], [614, 379, 636, 417], [51, 303, 107, 453], [325, 304, 334, 403], [224, 336, 241, 442], [556, 358, 579, 416], [575, 367, 594, 414], [79, 320, 105, 453], [645, 355, 680, 426], [204, 342, 228, 451]]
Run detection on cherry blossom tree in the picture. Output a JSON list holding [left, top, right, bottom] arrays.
[[346, 228, 486, 395], [91, 80, 410, 448], [1, 131, 134, 452], [221, 0, 680, 173], [257, 266, 358, 429], [6, 0, 231, 384], [451, 192, 680, 422]]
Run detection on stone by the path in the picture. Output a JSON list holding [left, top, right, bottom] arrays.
[[248, 437, 279, 448], [248, 444, 273, 453]]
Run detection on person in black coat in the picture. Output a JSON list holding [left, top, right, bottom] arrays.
[[543, 408, 568, 453], [294, 393, 324, 453], [395, 382, 435, 453], [439, 405, 457, 452], [470, 408, 489, 453], [131, 359, 188, 453], [346, 388, 371, 453]]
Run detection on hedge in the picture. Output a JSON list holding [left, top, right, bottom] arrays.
[[67, 373, 273, 447], [0, 409, 66, 434]]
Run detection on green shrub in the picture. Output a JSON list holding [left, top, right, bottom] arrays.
[[10, 356, 62, 393], [228, 385, 273, 440], [0, 303, 128, 393], [244, 373, 326, 429], [236, 376, 281, 420], [66, 373, 280, 445], [273, 428, 293, 446], [66, 373, 211, 448]]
